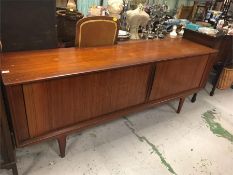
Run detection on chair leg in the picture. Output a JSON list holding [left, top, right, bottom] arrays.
[[191, 93, 197, 103], [57, 135, 67, 158], [177, 97, 185, 114]]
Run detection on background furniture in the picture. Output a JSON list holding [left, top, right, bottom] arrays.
[[0, 0, 57, 52], [56, 0, 68, 8], [217, 65, 233, 89], [1, 39, 217, 158], [192, 1, 212, 22], [176, 1, 212, 21], [176, 4, 194, 20], [75, 16, 119, 47], [183, 29, 233, 99], [213, 0, 233, 16], [0, 85, 18, 175], [57, 9, 84, 47], [0, 42, 18, 175]]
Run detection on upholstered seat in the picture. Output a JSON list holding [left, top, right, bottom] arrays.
[[75, 16, 119, 48]]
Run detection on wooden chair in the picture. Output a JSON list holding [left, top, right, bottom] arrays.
[[213, 0, 233, 15], [75, 16, 119, 48], [176, 1, 210, 21], [191, 1, 212, 22], [176, 5, 194, 20]]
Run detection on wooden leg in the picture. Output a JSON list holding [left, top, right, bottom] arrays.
[[210, 86, 216, 96], [57, 135, 67, 158], [2, 163, 18, 175], [177, 97, 185, 114], [191, 93, 197, 103], [12, 164, 18, 175], [210, 64, 224, 96]]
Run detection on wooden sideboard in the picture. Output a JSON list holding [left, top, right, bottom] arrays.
[[1, 39, 217, 158]]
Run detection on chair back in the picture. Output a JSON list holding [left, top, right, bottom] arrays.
[[75, 16, 119, 48], [176, 5, 194, 20]]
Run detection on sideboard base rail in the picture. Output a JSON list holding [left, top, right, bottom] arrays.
[[1, 162, 18, 175]]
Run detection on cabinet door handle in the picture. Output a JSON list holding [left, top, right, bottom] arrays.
[[146, 63, 156, 100]]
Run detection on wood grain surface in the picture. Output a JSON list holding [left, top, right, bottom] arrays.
[[1, 39, 217, 86], [149, 55, 209, 100], [22, 65, 151, 137]]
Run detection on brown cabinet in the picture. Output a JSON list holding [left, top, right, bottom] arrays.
[[1, 39, 217, 158]]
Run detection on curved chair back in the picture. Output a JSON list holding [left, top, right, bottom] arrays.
[[75, 16, 119, 48]]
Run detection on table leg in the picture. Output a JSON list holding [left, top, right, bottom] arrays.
[[12, 164, 18, 175], [57, 135, 67, 158], [177, 97, 185, 114], [191, 93, 197, 103]]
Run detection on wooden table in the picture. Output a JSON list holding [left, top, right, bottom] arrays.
[[1, 39, 217, 158]]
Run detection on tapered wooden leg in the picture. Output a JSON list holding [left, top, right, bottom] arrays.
[[57, 135, 67, 158], [191, 93, 197, 103], [177, 97, 185, 114], [12, 164, 18, 175]]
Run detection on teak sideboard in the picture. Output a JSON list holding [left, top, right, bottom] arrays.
[[1, 39, 217, 158]]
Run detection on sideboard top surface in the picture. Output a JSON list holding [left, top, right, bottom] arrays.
[[1, 38, 217, 86]]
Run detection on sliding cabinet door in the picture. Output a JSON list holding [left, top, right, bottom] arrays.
[[23, 64, 151, 137], [149, 55, 209, 101]]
